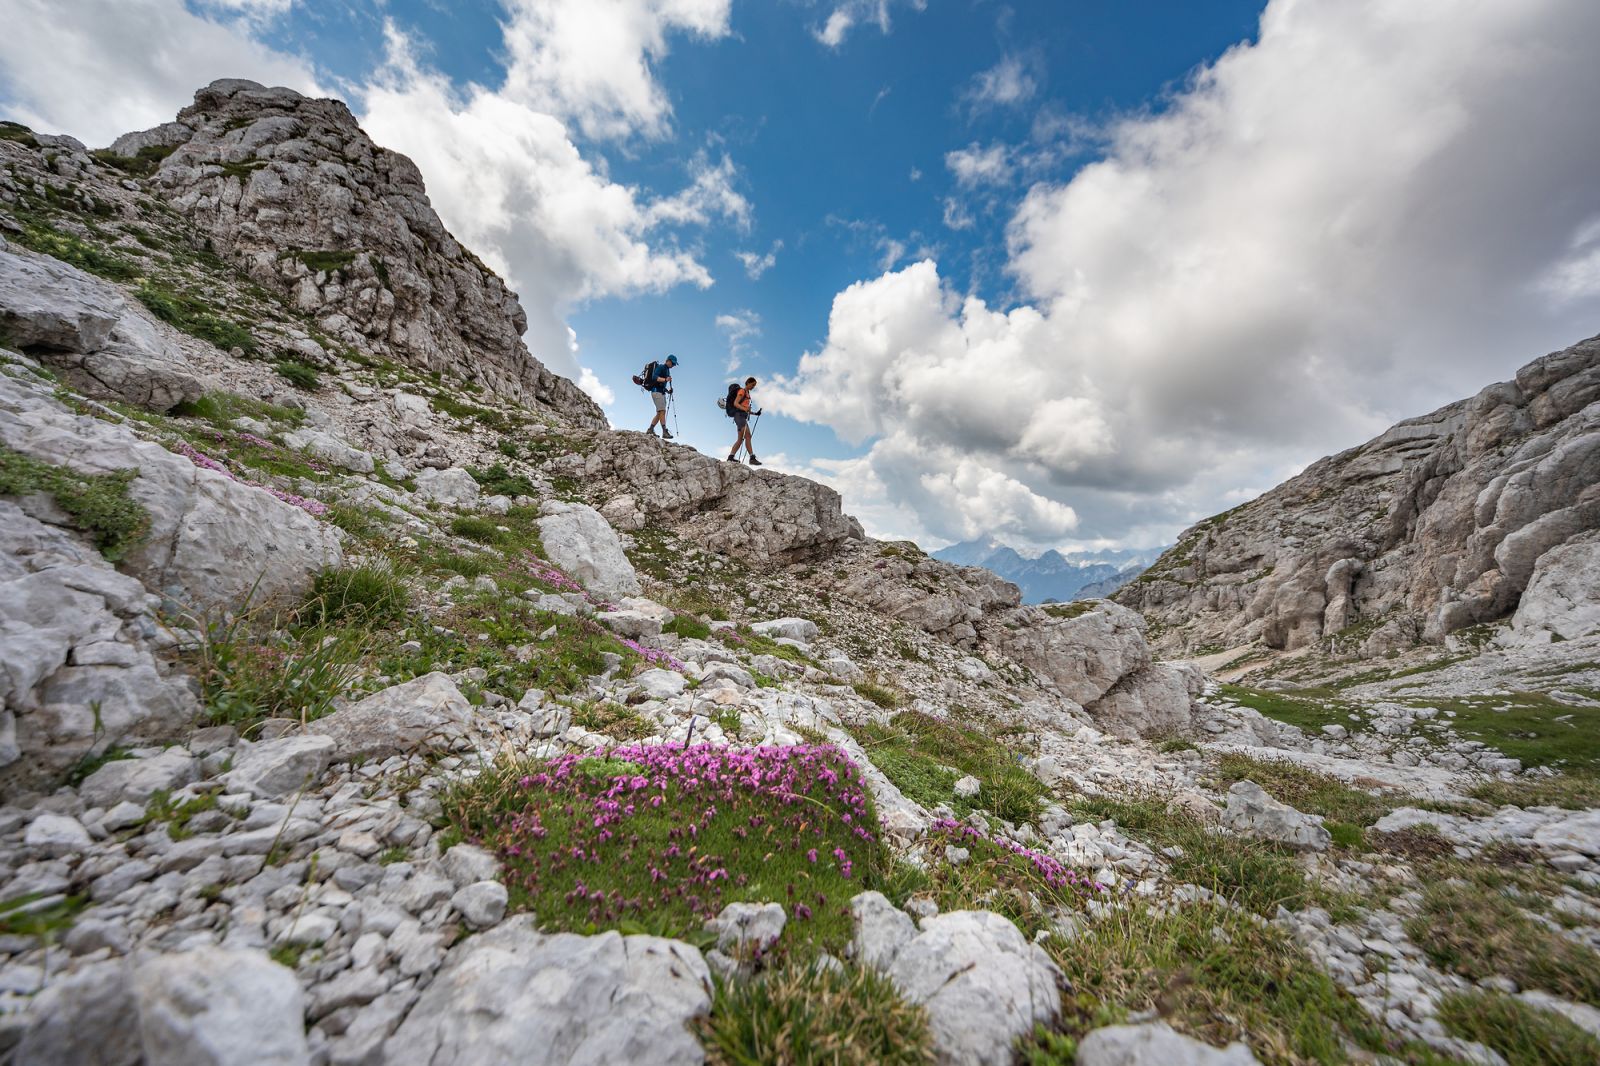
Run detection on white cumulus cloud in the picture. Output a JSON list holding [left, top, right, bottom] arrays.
[[812, 0, 927, 49], [777, 0, 1600, 549], [715, 309, 762, 372], [736, 239, 783, 279], [965, 54, 1038, 111]]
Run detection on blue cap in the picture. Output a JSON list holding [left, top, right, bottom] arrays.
[[665, 354, 678, 365]]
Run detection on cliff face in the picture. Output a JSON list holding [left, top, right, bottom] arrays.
[[1116, 336, 1600, 656]]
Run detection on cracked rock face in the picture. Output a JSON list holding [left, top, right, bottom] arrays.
[[126, 79, 603, 423], [1118, 334, 1600, 654]]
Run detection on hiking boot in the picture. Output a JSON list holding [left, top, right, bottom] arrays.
[[748, 456, 763, 466], [645, 427, 657, 436], [662, 429, 674, 440], [726, 454, 738, 462]]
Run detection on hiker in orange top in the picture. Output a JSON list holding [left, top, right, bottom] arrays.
[[727, 376, 762, 466]]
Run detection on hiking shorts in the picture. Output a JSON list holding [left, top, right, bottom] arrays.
[[732, 409, 749, 430], [651, 391, 668, 412]]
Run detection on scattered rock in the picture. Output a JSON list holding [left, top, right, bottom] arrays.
[[308, 673, 476, 761], [1076, 1022, 1259, 1065], [1222, 780, 1332, 852], [226, 734, 336, 800], [536, 501, 642, 601]]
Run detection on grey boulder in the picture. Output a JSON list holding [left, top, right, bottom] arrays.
[[414, 467, 480, 509], [536, 501, 642, 601], [226, 734, 336, 799], [78, 747, 199, 809], [308, 672, 476, 760], [1075, 1022, 1259, 1065], [1221, 780, 1331, 852], [384, 917, 711, 1066]]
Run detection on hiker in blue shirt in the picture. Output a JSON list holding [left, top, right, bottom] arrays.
[[641, 354, 678, 439]]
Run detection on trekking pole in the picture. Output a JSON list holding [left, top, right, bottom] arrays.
[[671, 390, 680, 440]]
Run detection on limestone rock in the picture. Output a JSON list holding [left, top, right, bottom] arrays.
[[1508, 530, 1600, 644], [0, 370, 341, 612], [0, 501, 195, 794], [1222, 780, 1331, 852], [308, 672, 476, 761], [1076, 1022, 1259, 1065], [135, 948, 311, 1066], [1117, 334, 1600, 652], [878, 909, 1063, 1066], [226, 734, 336, 799], [451, 881, 509, 930], [704, 901, 786, 955], [78, 748, 199, 809], [281, 427, 375, 474], [414, 467, 479, 509], [752, 617, 820, 642], [384, 917, 711, 1066], [536, 501, 642, 600], [992, 601, 1150, 706], [24, 812, 92, 857], [13, 960, 140, 1066]]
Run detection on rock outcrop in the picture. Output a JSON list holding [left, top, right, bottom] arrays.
[[122, 79, 602, 422], [1117, 336, 1600, 654]]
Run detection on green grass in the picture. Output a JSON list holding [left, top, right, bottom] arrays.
[[0, 446, 150, 560], [441, 748, 887, 950], [0, 893, 86, 941], [172, 391, 304, 428], [287, 249, 358, 274], [1407, 877, 1600, 1005], [136, 282, 257, 353], [273, 360, 320, 390], [852, 680, 904, 709], [464, 462, 539, 498], [140, 789, 229, 840], [1407, 693, 1600, 771], [912, 823, 1098, 937], [0, 121, 38, 146], [1042, 601, 1096, 620], [190, 609, 366, 729], [664, 614, 713, 641], [698, 962, 934, 1066], [569, 700, 653, 740], [1466, 773, 1600, 810], [1158, 738, 1199, 754], [1049, 900, 1426, 1065], [447, 507, 545, 554], [1219, 685, 1365, 734], [1437, 991, 1600, 1066], [298, 565, 409, 629], [1070, 792, 1340, 916], [851, 711, 1046, 824], [14, 223, 139, 280], [1212, 753, 1396, 827], [90, 144, 177, 177]]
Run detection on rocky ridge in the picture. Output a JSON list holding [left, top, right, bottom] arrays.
[[1116, 339, 1600, 660], [0, 82, 1597, 1066]]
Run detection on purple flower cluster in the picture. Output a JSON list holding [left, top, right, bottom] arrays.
[[931, 817, 1107, 895], [173, 441, 328, 517], [521, 555, 584, 595], [469, 743, 879, 932], [619, 637, 686, 673]]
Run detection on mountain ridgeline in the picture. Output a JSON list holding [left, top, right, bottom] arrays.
[[932, 539, 1160, 604]]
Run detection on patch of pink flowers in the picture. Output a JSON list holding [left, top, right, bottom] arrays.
[[619, 637, 685, 673], [931, 817, 1106, 895], [173, 441, 328, 517], [521, 555, 585, 595], [462, 743, 880, 935]]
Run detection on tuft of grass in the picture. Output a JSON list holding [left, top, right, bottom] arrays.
[[698, 962, 935, 1066], [570, 700, 653, 740], [90, 143, 177, 178], [0, 893, 87, 941], [464, 462, 539, 499], [0, 446, 150, 560], [851, 711, 1046, 824], [1438, 991, 1600, 1066], [1212, 753, 1396, 828], [1042, 601, 1096, 620], [172, 391, 304, 429], [273, 360, 320, 390], [141, 789, 225, 841], [664, 614, 712, 641], [1407, 878, 1600, 1006], [137, 282, 257, 353], [916, 820, 1100, 937], [1158, 738, 1199, 754], [1466, 773, 1600, 810], [853, 680, 904, 710], [442, 745, 887, 950], [188, 605, 366, 729], [15, 224, 140, 280], [287, 249, 358, 274], [298, 565, 409, 629], [1050, 901, 1421, 1065], [1070, 792, 1335, 916]]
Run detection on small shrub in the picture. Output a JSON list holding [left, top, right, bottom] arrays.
[[90, 143, 176, 177], [172, 391, 303, 428], [449, 515, 505, 544], [465, 462, 539, 499], [0, 446, 149, 560], [288, 249, 358, 274], [299, 565, 408, 629], [1437, 991, 1600, 1066], [273, 360, 320, 390], [190, 605, 366, 728], [1158, 738, 1199, 754], [699, 962, 935, 1066]]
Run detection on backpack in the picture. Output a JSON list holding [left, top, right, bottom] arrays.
[[631, 360, 659, 389], [718, 382, 741, 416]]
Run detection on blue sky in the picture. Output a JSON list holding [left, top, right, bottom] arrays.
[[5, 1, 1600, 552]]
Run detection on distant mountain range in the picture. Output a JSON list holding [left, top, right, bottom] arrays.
[[932, 539, 1165, 605]]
